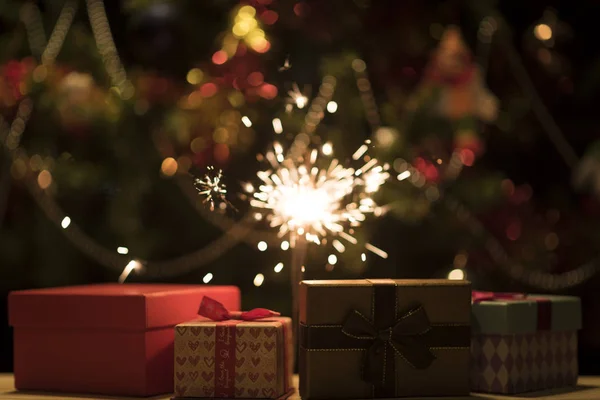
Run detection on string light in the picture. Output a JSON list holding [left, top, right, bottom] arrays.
[[326, 101, 338, 113], [61, 216, 71, 229], [534, 24, 553, 41], [274, 262, 284, 273], [247, 140, 389, 258], [118, 260, 143, 283], [241, 116, 252, 127], [253, 273, 265, 287], [257, 241, 268, 251], [203, 273, 214, 283], [272, 118, 283, 134], [448, 268, 465, 280], [117, 247, 129, 255]]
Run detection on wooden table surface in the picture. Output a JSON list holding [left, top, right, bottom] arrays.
[[1, 374, 599, 400]]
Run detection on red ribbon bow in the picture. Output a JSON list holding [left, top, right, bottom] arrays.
[[471, 291, 528, 303], [198, 296, 280, 321]]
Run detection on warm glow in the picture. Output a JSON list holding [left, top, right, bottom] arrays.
[[203, 273, 214, 283], [448, 268, 465, 280], [186, 68, 204, 85], [534, 24, 553, 41], [117, 247, 129, 255], [274, 262, 284, 273], [253, 273, 265, 287], [272, 118, 283, 134], [250, 142, 389, 257], [61, 216, 71, 229], [241, 116, 252, 127], [257, 241, 268, 251], [161, 157, 178, 176], [326, 101, 338, 113], [37, 170, 52, 189], [295, 95, 307, 109], [322, 142, 333, 156], [212, 51, 228, 65]]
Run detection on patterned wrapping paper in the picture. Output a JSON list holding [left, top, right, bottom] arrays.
[[174, 318, 293, 399], [471, 293, 581, 395], [471, 331, 578, 394]]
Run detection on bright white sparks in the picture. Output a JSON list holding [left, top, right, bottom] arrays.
[[287, 83, 308, 110], [272, 118, 283, 134], [117, 247, 129, 255], [257, 241, 268, 251], [397, 170, 411, 181], [203, 273, 214, 283], [241, 116, 252, 127], [361, 253, 366, 262], [61, 216, 71, 229], [248, 140, 389, 258], [254, 273, 265, 287], [281, 240, 290, 251], [118, 260, 143, 284], [326, 101, 338, 113], [194, 166, 230, 211], [328, 254, 338, 265], [274, 262, 284, 273], [322, 142, 333, 156]]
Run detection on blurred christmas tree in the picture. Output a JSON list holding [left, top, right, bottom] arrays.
[[2, 0, 600, 372]]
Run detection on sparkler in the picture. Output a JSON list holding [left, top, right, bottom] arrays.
[[286, 83, 308, 112], [246, 139, 389, 348], [194, 166, 233, 212]]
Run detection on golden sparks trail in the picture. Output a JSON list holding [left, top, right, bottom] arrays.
[[194, 166, 232, 212], [246, 140, 389, 258]]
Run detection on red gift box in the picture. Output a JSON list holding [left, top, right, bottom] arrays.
[[8, 283, 240, 397]]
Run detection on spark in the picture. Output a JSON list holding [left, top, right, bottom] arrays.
[[250, 140, 389, 258], [241, 116, 252, 127], [365, 243, 388, 259], [272, 118, 283, 134], [257, 241, 268, 251], [61, 216, 71, 229], [397, 170, 411, 181], [278, 55, 292, 71], [322, 142, 333, 156], [203, 273, 214, 283], [194, 166, 233, 212], [274, 262, 284, 273], [117, 247, 129, 255], [287, 83, 308, 110], [328, 254, 338, 265], [448, 269, 465, 280], [254, 273, 265, 287]]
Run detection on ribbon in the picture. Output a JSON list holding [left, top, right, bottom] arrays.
[[300, 282, 470, 398], [198, 296, 280, 321], [471, 291, 552, 331], [471, 291, 527, 303], [342, 305, 436, 385], [196, 297, 289, 398]]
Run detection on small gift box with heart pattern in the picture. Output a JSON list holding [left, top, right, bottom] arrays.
[[173, 297, 293, 399]]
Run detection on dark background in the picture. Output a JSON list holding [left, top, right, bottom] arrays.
[[2, 0, 600, 375]]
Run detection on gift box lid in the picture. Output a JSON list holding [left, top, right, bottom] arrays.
[[9, 284, 240, 331], [471, 294, 581, 335]]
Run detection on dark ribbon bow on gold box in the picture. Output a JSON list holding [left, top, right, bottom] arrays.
[[300, 282, 469, 398]]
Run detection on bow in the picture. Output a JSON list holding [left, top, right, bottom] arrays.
[[341, 305, 436, 385], [471, 291, 527, 303], [198, 296, 280, 321]]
